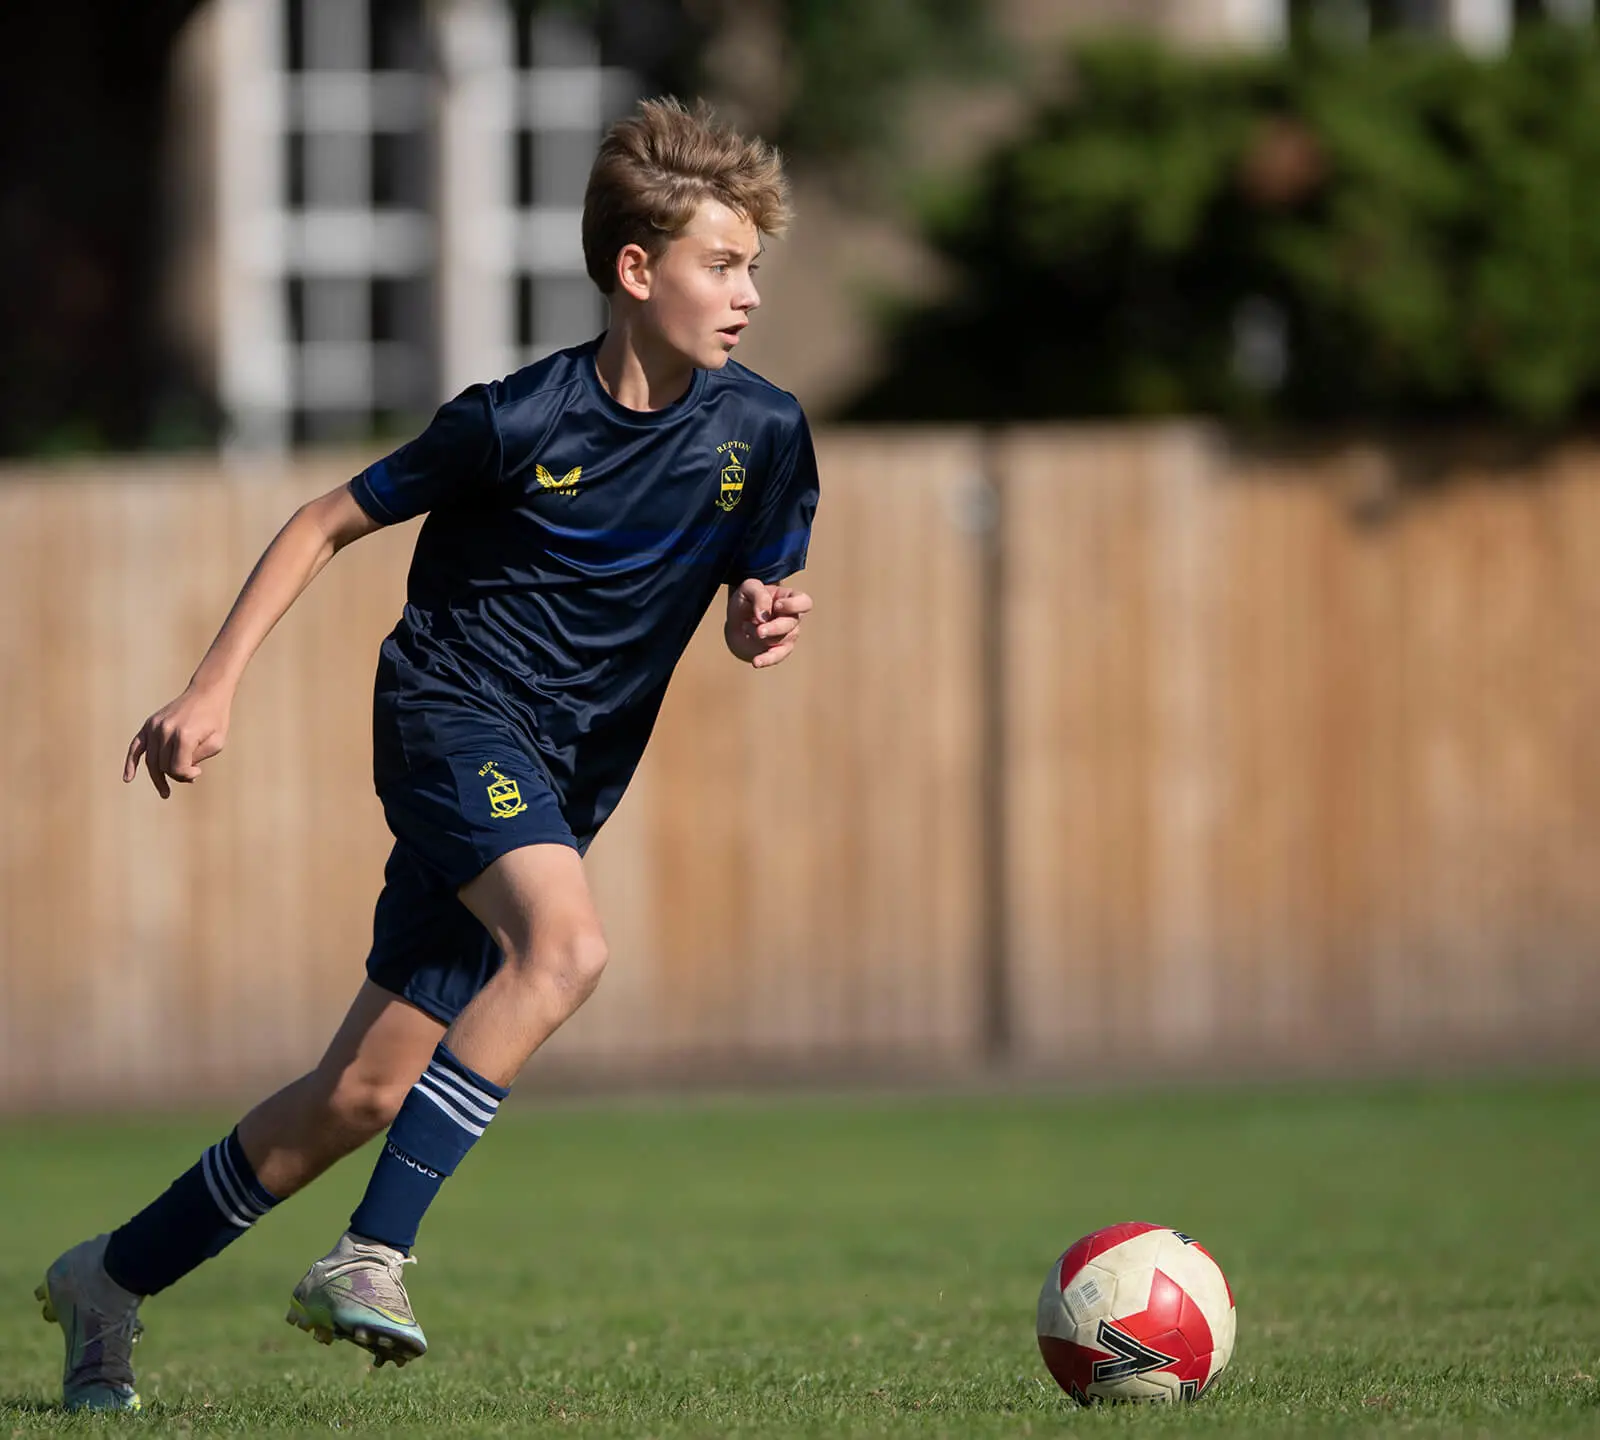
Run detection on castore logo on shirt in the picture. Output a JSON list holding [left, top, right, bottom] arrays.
[[534, 462, 581, 497]]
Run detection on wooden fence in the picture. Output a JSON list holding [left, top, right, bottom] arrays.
[[0, 428, 1595, 1106], [999, 430, 1599, 1074]]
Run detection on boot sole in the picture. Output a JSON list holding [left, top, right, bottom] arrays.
[[286, 1296, 426, 1369]]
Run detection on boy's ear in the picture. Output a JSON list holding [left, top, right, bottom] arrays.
[[616, 243, 653, 302]]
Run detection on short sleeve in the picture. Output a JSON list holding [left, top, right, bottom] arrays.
[[349, 384, 502, 525], [725, 411, 820, 585]]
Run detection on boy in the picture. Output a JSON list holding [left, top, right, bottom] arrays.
[[36, 97, 817, 1412]]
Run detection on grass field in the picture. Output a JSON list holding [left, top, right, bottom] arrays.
[[2, 1078, 1597, 1437]]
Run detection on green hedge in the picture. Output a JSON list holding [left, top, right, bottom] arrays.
[[844, 28, 1600, 426]]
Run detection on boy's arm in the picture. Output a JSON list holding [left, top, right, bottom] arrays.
[[724, 577, 812, 669], [721, 410, 817, 669], [124, 482, 384, 798]]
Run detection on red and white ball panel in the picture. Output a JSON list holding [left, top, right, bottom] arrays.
[[1036, 1222, 1235, 1405]]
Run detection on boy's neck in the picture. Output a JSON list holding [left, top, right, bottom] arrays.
[[593, 321, 695, 412]]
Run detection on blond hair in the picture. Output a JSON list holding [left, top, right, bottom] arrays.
[[582, 97, 791, 295]]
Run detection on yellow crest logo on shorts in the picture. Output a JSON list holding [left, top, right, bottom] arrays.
[[535, 462, 581, 497], [478, 762, 527, 819], [715, 439, 750, 513]]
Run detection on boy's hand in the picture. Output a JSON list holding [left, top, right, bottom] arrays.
[[725, 578, 812, 669], [124, 685, 232, 799]]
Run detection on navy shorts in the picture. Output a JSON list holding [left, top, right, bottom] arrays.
[[365, 748, 577, 1024]]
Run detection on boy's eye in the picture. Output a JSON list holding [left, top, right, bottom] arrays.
[[710, 263, 729, 274]]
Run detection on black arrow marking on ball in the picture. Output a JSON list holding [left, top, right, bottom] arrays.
[[1090, 1319, 1179, 1385]]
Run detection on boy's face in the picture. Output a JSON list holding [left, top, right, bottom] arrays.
[[631, 199, 762, 370]]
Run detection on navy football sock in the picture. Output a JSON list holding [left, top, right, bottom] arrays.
[[349, 1043, 508, 1253], [102, 1128, 279, 1297]]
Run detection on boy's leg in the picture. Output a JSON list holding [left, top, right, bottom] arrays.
[[37, 981, 441, 1411], [291, 843, 606, 1365], [447, 842, 609, 1086], [237, 981, 446, 1198]]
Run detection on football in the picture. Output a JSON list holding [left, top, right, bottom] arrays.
[[1036, 1221, 1236, 1405]]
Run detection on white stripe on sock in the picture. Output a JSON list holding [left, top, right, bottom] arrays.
[[412, 1081, 487, 1138], [202, 1148, 255, 1229], [422, 1064, 500, 1125], [426, 1059, 502, 1116], [209, 1143, 263, 1221], [200, 1148, 256, 1229], [429, 1055, 502, 1106], [416, 1071, 494, 1132], [214, 1142, 269, 1218], [209, 1139, 252, 1222], [419, 1073, 499, 1129]]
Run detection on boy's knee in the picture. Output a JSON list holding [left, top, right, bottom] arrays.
[[507, 923, 608, 1002], [566, 928, 609, 998], [324, 1071, 411, 1138]]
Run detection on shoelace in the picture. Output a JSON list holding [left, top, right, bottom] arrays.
[[70, 1309, 144, 1386], [331, 1249, 418, 1310], [103, 1314, 144, 1345], [79, 1304, 143, 1347]]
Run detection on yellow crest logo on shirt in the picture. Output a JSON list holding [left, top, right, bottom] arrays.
[[715, 439, 750, 513], [535, 462, 581, 497], [478, 762, 528, 819]]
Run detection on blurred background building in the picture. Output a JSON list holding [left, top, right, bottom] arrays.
[[195, 0, 639, 450], [192, 0, 1600, 447], [5, 0, 1596, 459]]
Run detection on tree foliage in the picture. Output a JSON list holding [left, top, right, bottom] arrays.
[[533, 0, 998, 175], [760, 0, 998, 166], [845, 27, 1600, 427]]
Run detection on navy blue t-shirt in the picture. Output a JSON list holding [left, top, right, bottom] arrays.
[[350, 336, 819, 845]]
